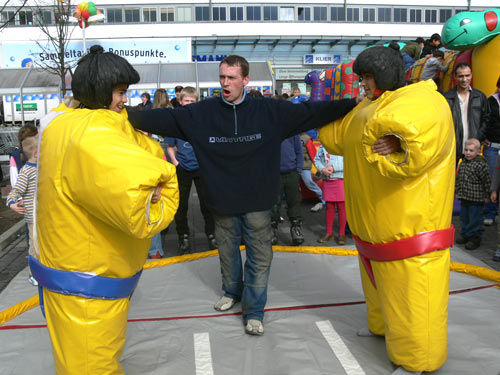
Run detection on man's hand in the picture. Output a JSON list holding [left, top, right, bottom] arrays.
[[10, 201, 26, 215], [151, 184, 163, 204], [372, 135, 402, 155], [491, 191, 498, 203]]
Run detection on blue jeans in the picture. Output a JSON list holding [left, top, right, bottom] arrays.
[[459, 200, 484, 239], [214, 210, 273, 322], [483, 145, 499, 220], [300, 169, 324, 204], [148, 233, 164, 257]]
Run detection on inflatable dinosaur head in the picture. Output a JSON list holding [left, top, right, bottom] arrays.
[[441, 9, 500, 51], [353, 46, 405, 93]]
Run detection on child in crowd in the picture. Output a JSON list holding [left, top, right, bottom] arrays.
[[165, 86, 217, 253], [314, 145, 346, 245], [489, 149, 500, 261], [9, 125, 38, 187], [420, 49, 450, 82], [6, 136, 38, 260], [455, 138, 492, 250]]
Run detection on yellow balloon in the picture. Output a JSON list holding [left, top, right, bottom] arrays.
[[79, 2, 88, 11]]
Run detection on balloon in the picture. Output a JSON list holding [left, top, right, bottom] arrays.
[[81, 10, 90, 19], [74, 9, 81, 18], [97, 9, 102, 15], [88, 5, 97, 16], [79, 2, 88, 11], [88, 1, 95, 7], [75, 4, 80, 11]]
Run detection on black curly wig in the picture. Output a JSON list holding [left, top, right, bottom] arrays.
[[72, 45, 140, 109], [353, 46, 405, 92]]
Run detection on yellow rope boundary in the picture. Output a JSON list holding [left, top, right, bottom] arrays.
[[1, 246, 499, 326]]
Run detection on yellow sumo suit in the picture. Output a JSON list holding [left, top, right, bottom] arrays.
[[33, 103, 179, 374], [319, 80, 455, 372]]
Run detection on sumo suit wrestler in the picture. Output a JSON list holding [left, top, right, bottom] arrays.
[[318, 46, 455, 375], [31, 45, 179, 374]]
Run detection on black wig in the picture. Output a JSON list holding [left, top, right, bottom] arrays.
[[72, 45, 140, 109], [353, 46, 405, 92]]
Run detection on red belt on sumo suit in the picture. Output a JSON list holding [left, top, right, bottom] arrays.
[[353, 226, 455, 288]]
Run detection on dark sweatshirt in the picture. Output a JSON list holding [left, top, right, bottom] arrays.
[[128, 95, 356, 215]]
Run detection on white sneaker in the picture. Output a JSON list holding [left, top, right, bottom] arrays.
[[357, 327, 375, 337], [310, 202, 323, 212], [245, 319, 264, 335], [391, 367, 421, 375], [484, 218, 494, 226], [214, 296, 236, 311], [28, 275, 38, 286]]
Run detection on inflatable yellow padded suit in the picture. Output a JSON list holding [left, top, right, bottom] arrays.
[[36, 103, 179, 375], [319, 79, 455, 372]]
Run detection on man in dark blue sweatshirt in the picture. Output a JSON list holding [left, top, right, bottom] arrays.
[[128, 55, 395, 336]]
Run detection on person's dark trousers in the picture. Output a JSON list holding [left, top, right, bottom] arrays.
[[174, 165, 215, 236], [270, 170, 302, 223], [459, 200, 484, 240], [483, 145, 499, 221]]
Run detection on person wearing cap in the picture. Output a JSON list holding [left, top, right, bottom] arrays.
[[34, 45, 179, 374], [171, 85, 183, 107], [318, 46, 455, 374]]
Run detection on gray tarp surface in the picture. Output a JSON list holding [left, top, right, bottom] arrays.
[[0, 247, 499, 374]]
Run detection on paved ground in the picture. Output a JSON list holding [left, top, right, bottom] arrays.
[[1, 187, 499, 294]]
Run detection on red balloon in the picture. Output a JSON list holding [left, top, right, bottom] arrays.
[[81, 10, 90, 19], [78, 19, 88, 28]]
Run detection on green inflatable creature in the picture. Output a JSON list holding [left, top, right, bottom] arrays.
[[442, 8, 500, 50]]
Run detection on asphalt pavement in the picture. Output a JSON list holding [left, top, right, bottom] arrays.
[[1, 188, 499, 294]]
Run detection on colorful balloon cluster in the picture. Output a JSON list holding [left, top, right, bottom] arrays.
[[73, 2, 101, 28]]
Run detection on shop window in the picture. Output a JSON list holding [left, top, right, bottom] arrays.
[[347, 8, 359, 22], [394, 8, 407, 22], [230, 7, 243, 21], [125, 8, 139, 23], [331, 7, 345, 21], [378, 7, 391, 22], [279, 7, 293, 21], [439, 9, 452, 23], [363, 8, 375, 22], [160, 7, 174, 22], [19, 10, 33, 25], [313, 6, 327, 21], [213, 7, 226, 21], [247, 6, 261, 21], [425, 9, 437, 23], [410, 9, 422, 23], [298, 7, 310, 21], [143, 8, 157, 23], [264, 6, 278, 21], [177, 7, 192, 22]]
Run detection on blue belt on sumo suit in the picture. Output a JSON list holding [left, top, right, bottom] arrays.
[[29, 255, 142, 317]]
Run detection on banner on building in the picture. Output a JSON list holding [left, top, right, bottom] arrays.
[[1, 38, 192, 68]]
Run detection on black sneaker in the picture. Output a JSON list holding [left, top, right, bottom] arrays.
[[179, 234, 190, 254], [207, 234, 218, 250], [290, 220, 304, 245], [455, 235, 468, 245], [271, 222, 278, 245], [465, 237, 480, 250]]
